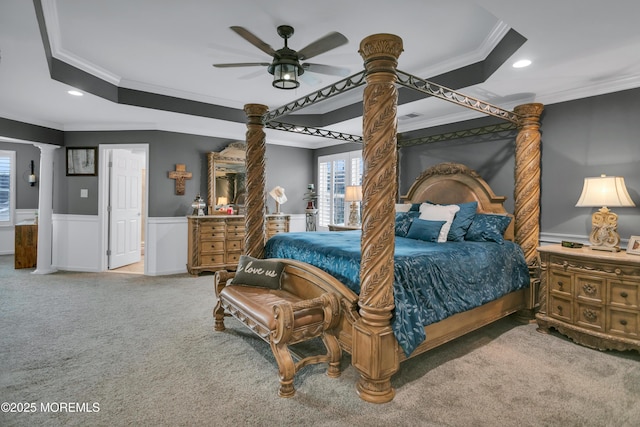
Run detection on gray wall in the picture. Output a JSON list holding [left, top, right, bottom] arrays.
[[59, 131, 316, 216], [1, 126, 316, 218], [59, 130, 232, 216], [265, 144, 315, 215], [0, 141, 41, 210], [398, 88, 640, 242]]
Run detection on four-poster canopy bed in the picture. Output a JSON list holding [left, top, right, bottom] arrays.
[[214, 33, 544, 403]]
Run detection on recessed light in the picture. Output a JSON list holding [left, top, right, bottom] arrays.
[[512, 59, 532, 69], [67, 90, 83, 96]]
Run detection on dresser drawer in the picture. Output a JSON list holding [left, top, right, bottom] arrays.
[[199, 226, 226, 240], [575, 302, 604, 331], [200, 240, 225, 254], [200, 253, 225, 266], [549, 295, 572, 322], [227, 222, 245, 232], [607, 309, 639, 338], [226, 251, 242, 264], [575, 274, 604, 304], [549, 270, 572, 295], [609, 281, 638, 309], [226, 239, 244, 252]]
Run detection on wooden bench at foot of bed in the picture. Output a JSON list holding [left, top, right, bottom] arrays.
[[213, 262, 356, 397]]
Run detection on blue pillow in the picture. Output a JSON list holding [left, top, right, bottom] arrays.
[[447, 201, 478, 241], [426, 201, 478, 241], [465, 214, 512, 244], [406, 219, 446, 242], [395, 211, 419, 237]]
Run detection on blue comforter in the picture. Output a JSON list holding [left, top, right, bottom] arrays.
[[265, 231, 530, 356]]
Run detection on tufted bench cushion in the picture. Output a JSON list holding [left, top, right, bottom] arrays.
[[220, 285, 324, 334]]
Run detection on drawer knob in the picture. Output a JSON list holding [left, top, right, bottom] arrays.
[[557, 281, 564, 288], [557, 305, 563, 312], [582, 284, 596, 295], [620, 291, 628, 298], [620, 319, 628, 326]]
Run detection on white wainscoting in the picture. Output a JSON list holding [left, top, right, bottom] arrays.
[[146, 217, 188, 276], [0, 209, 39, 255], [539, 232, 590, 246], [289, 214, 306, 232], [52, 214, 102, 272]]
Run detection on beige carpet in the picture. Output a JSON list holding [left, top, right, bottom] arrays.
[[1, 255, 638, 427]]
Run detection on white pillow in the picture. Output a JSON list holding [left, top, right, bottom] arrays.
[[419, 203, 460, 242], [395, 203, 411, 213]]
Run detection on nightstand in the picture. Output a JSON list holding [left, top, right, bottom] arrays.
[[536, 244, 640, 353]]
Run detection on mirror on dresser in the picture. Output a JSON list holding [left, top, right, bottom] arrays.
[[207, 142, 246, 215]]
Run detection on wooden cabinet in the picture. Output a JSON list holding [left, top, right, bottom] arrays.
[[187, 215, 289, 276], [536, 244, 640, 353], [15, 224, 38, 269]]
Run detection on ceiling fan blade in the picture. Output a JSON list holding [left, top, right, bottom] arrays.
[[213, 62, 271, 68], [297, 32, 348, 60], [230, 26, 277, 57], [302, 63, 350, 77], [299, 72, 321, 86]]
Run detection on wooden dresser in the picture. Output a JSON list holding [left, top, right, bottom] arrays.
[[536, 244, 640, 353], [187, 215, 289, 276]]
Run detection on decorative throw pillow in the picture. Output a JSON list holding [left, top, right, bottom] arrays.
[[426, 201, 478, 242], [465, 214, 512, 244], [406, 219, 446, 242], [395, 211, 419, 237], [231, 255, 285, 289], [418, 203, 460, 243]]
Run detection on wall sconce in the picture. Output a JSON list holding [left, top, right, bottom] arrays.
[[28, 160, 37, 186], [575, 174, 636, 251], [345, 185, 363, 227]]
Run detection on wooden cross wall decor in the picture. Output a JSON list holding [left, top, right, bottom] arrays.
[[168, 164, 192, 195]]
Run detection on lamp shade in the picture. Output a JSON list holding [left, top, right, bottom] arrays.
[[217, 196, 228, 206], [575, 175, 635, 207], [269, 186, 288, 204], [344, 185, 363, 202]]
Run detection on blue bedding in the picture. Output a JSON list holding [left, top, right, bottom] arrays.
[[265, 231, 530, 356]]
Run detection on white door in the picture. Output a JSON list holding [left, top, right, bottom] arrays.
[[108, 149, 143, 269]]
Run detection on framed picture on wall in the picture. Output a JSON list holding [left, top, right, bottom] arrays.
[[66, 147, 97, 176], [627, 236, 640, 255]]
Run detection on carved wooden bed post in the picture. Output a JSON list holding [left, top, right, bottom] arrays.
[[243, 103, 269, 259], [513, 103, 544, 267], [353, 33, 403, 404]]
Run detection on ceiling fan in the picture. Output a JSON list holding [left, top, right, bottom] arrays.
[[213, 25, 349, 89]]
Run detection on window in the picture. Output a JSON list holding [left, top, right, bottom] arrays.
[[0, 150, 16, 226], [317, 150, 362, 228]]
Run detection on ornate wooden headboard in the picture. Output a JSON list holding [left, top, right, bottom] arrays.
[[400, 162, 514, 240]]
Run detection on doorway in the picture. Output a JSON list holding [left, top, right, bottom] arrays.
[[98, 144, 148, 275]]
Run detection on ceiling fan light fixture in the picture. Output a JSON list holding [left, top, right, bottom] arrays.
[[271, 60, 303, 90]]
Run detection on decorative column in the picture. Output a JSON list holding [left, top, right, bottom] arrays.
[[32, 143, 59, 275], [243, 104, 268, 259], [513, 103, 544, 267], [353, 33, 403, 404]]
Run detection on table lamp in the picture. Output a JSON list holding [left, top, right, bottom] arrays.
[[345, 185, 363, 227], [269, 186, 287, 214], [575, 174, 635, 251]]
